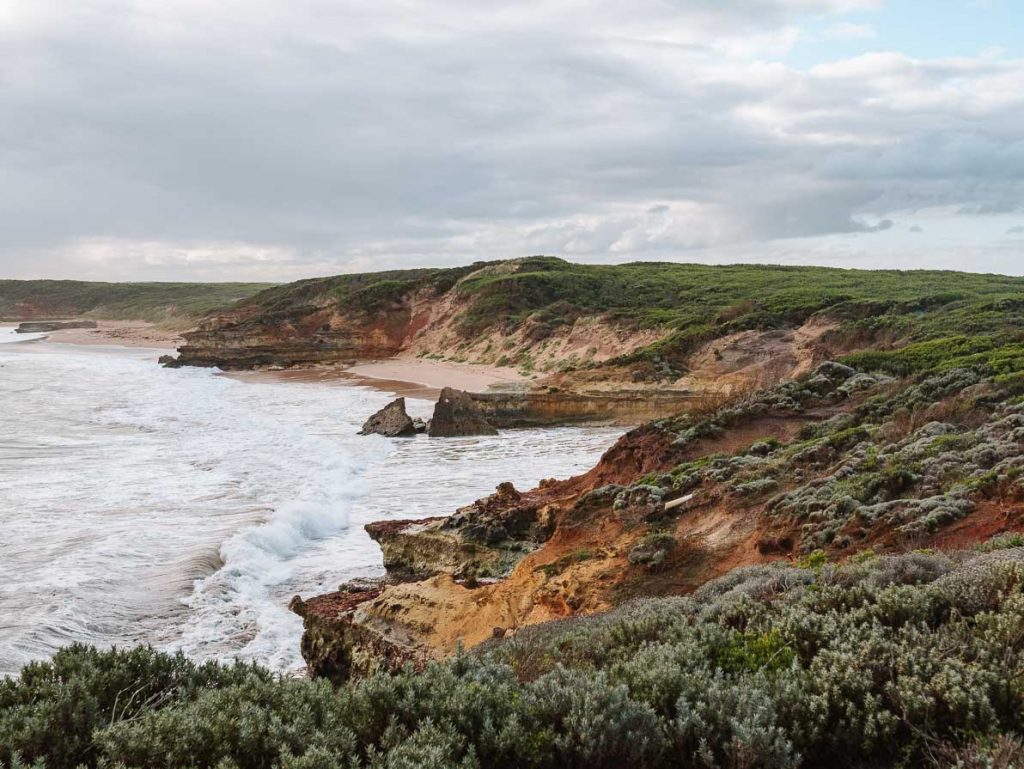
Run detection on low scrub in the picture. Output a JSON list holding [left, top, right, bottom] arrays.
[[4, 550, 1024, 769]]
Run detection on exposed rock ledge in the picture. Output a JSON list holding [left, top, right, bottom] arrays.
[[292, 481, 562, 681], [366, 482, 552, 581], [16, 320, 97, 333]]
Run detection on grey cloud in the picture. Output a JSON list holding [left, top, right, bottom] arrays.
[[859, 219, 894, 233], [0, 0, 1021, 279], [958, 203, 1024, 215]]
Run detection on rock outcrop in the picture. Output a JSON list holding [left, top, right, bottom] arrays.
[[16, 320, 97, 333], [359, 397, 417, 437], [365, 482, 550, 581], [357, 388, 698, 436], [289, 584, 427, 684], [427, 387, 498, 437], [455, 388, 697, 428]]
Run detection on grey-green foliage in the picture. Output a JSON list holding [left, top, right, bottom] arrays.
[[632, 365, 1024, 554], [3, 549, 1024, 769]]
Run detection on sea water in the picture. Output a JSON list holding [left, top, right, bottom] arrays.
[[0, 328, 621, 675]]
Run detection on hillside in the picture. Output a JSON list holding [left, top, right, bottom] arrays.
[[170, 257, 1024, 389], [295, 345, 1024, 676], [0, 280, 273, 329]]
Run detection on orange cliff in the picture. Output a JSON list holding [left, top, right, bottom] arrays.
[[290, 361, 1024, 683]]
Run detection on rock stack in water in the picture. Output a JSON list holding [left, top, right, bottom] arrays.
[[428, 387, 498, 437], [358, 397, 419, 437]]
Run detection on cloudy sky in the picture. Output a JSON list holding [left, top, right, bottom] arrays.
[[1, 0, 1022, 281]]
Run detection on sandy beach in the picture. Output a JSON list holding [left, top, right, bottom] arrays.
[[38, 320, 183, 349], [232, 357, 530, 401], [345, 358, 529, 392], [21, 320, 530, 397]]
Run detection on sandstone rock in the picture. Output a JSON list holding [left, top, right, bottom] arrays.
[[157, 354, 179, 367], [364, 517, 469, 581], [359, 397, 417, 437], [290, 584, 429, 683], [428, 387, 498, 437], [365, 483, 549, 581], [444, 482, 540, 544]]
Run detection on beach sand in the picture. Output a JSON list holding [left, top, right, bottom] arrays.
[[345, 358, 529, 392], [234, 358, 531, 401], [40, 320, 183, 350]]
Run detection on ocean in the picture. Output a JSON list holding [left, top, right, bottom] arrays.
[[0, 328, 621, 676]]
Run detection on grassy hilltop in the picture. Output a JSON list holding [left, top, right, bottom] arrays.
[[220, 256, 1024, 376], [0, 280, 273, 329]]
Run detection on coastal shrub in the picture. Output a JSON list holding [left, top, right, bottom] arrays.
[[4, 551, 1024, 769], [0, 645, 271, 769]]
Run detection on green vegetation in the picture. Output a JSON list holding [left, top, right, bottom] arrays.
[[621, 361, 1024, 555], [230, 263, 495, 323], [449, 257, 1024, 370], [4, 550, 1024, 768], [220, 257, 1024, 383], [0, 281, 272, 329], [842, 335, 1024, 378], [180, 256, 1024, 377]]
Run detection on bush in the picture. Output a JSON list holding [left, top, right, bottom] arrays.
[[3, 552, 1024, 769]]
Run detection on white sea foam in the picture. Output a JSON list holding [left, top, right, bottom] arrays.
[[0, 337, 622, 675]]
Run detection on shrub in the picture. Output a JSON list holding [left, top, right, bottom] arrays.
[[4, 552, 1024, 769]]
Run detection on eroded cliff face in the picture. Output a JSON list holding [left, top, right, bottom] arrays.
[[172, 303, 415, 369], [169, 281, 667, 377], [293, 362, 1024, 682]]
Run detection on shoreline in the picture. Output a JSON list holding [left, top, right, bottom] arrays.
[[4, 320, 532, 400], [228, 358, 531, 402], [227, 367, 445, 401], [27, 319, 183, 350], [344, 357, 530, 392]]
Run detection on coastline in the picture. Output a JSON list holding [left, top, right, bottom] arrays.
[[35, 320, 183, 349], [227, 367, 444, 401], [0, 327, 622, 676], [228, 358, 529, 401], [16, 320, 532, 399]]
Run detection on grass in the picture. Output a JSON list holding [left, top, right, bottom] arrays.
[[452, 257, 1024, 338]]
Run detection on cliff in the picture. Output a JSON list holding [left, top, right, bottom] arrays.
[[295, 356, 1024, 681], [164, 258, 1024, 392]]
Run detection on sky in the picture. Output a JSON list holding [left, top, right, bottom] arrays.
[[0, 0, 1022, 281]]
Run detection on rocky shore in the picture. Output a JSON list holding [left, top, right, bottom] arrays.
[[291, 360, 1024, 682], [141, 260, 1024, 685]]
